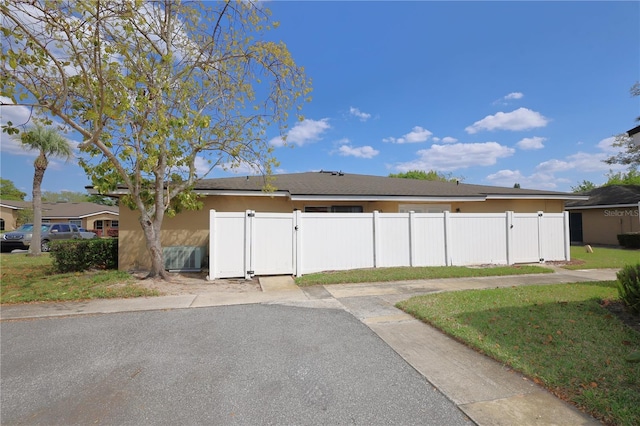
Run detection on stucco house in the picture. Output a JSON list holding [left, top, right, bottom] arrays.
[[565, 185, 640, 245], [112, 171, 587, 271], [0, 200, 30, 231], [0, 200, 119, 235]]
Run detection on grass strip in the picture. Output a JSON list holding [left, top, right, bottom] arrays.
[[397, 282, 640, 426], [1, 253, 158, 304], [295, 264, 553, 286], [566, 246, 639, 270]]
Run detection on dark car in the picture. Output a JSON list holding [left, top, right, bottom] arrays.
[[1, 223, 81, 253]]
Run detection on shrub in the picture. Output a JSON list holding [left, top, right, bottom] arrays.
[[51, 238, 118, 273], [618, 232, 640, 249], [616, 263, 640, 315]]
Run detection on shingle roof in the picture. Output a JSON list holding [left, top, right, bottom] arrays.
[[0, 200, 31, 209], [565, 185, 640, 208], [40, 202, 118, 219], [193, 171, 582, 200], [0, 200, 118, 218]]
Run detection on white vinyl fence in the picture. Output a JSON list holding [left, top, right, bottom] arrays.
[[208, 210, 570, 279]]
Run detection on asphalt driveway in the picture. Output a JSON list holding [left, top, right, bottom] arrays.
[[1, 304, 470, 425]]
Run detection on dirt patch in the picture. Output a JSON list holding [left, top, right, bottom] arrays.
[[602, 300, 640, 335], [544, 260, 586, 267], [130, 271, 261, 296]]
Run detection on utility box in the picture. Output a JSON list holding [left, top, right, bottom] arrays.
[[163, 246, 206, 272]]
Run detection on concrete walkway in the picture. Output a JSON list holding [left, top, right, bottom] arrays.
[[1, 267, 619, 425]]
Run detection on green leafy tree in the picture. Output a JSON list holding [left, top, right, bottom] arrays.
[[12, 124, 72, 255], [1, 1, 310, 278], [389, 170, 461, 183], [604, 169, 640, 186], [0, 178, 26, 200], [571, 180, 598, 193], [42, 191, 90, 203], [16, 208, 33, 226], [41, 190, 117, 206], [513, 183, 521, 189], [87, 194, 117, 206]]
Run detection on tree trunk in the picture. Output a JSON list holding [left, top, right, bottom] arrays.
[[139, 215, 170, 280], [29, 154, 47, 256]]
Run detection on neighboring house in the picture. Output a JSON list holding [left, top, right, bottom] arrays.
[[0, 200, 119, 235], [627, 124, 640, 145], [0, 200, 30, 231], [109, 171, 587, 271], [565, 185, 640, 245]]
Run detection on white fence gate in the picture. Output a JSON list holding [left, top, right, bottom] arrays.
[[208, 210, 571, 279]]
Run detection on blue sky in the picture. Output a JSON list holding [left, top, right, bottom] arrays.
[[1, 1, 638, 197]]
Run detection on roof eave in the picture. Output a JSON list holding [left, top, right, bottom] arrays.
[[486, 194, 589, 201], [565, 203, 640, 210], [196, 190, 290, 197], [289, 195, 488, 202]]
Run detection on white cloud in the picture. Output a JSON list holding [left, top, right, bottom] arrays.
[[338, 145, 379, 159], [516, 136, 546, 150], [535, 159, 573, 173], [349, 106, 371, 122], [504, 92, 524, 100], [465, 108, 549, 134], [393, 142, 515, 172], [485, 169, 568, 190], [565, 152, 621, 173], [383, 126, 432, 144], [0, 97, 34, 130], [215, 161, 262, 176], [269, 118, 331, 147], [596, 136, 619, 153], [486, 135, 628, 190], [441, 136, 458, 144]]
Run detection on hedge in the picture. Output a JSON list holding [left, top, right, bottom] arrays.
[[51, 238, 118, 273]]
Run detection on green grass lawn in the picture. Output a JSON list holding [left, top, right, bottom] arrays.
[[566, 246, 640, 270], [397, 282, 640, 426], [295, 264, 553, 286], [0, 253, 158, 304]]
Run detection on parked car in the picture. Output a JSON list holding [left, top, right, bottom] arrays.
[[77, 227, 98, 239], [0, 223, 81, 253]]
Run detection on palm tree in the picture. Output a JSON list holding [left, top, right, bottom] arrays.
[[13, 124, 73, 255]]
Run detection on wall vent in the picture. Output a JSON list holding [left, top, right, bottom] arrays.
[[163, 246, 205, 272]]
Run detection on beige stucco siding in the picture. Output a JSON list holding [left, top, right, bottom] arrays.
[[118, 195, 567, 270], [0, 206, 18, 230], [573, 207, 640, 245]]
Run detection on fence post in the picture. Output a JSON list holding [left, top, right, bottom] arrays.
[[373, 210, 380, 267], [537, 211, 544, 263], [444, 211, 452, 266], [505, 211, 514, 265], [294, 210, 302, 277], [244, 210, 253, 280], [563, 211, 571, 261], [409, 211, 417, 267], [208, 210, 216, 280]]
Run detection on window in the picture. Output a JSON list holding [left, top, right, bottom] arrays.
[[54, 224, 71, 232], [69, 220, 82, 227], [304, 205, 363, 213], [110, 220, 119, 228], [398, 204, 451, 213], [95, 220, 103, 230], [0, 218, 4, 231]]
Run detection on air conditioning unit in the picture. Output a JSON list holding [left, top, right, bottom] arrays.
[[163, 246, 206, 272]]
